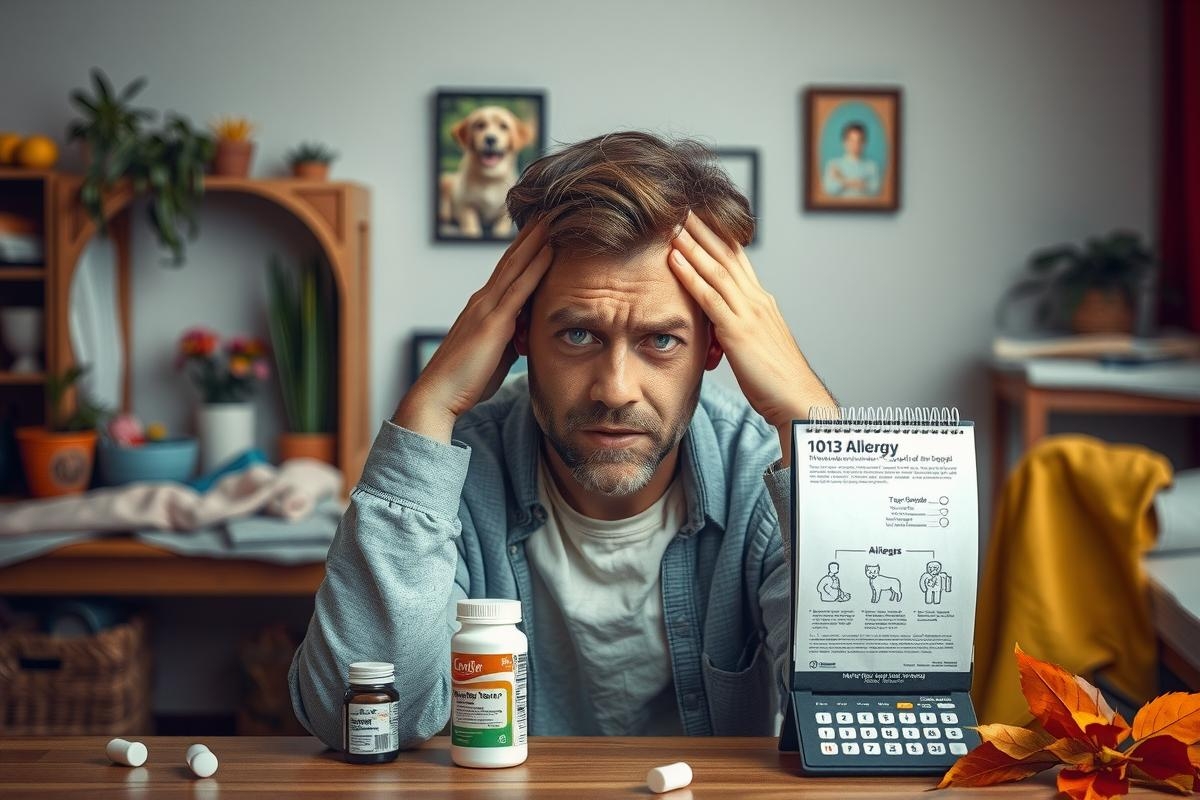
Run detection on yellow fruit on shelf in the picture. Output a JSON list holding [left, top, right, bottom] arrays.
[[146, 422, 168, 441], [0, 133, 22, 164], [14, 135, 58, 169]]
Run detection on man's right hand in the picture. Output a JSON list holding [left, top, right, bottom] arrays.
[[393, 220, 552, 443]]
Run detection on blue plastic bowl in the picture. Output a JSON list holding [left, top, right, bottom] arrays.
[[97, 438, 199, 486]]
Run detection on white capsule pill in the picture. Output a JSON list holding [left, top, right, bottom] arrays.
[[187, 743, 219, 778], [106, 738, 147, 767], [647, 761, 692, 793]]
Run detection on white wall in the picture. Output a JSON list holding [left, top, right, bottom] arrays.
[[1, 0, 1160, 494], [0, 0, 1161, 714]]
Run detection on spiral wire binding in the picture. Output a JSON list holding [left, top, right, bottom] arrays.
[[804, 406, 963, 434]]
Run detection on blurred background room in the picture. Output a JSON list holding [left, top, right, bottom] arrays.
[[0, 0, 1196, 738]]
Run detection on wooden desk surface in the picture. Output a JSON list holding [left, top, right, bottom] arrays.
[[0, 735, 1138, 798]]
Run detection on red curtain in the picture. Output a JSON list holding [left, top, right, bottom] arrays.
[[1161, 0, 1200, 330]]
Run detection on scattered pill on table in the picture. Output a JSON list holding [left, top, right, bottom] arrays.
[[105, 738, 147, 767], [187, 743, 219, 778], [646, 761, 692, 793]]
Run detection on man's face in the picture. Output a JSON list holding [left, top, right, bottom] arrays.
[[843, 129, 864, 157], [524, 240, 713, 497]]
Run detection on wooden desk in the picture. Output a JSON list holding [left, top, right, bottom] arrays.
[[0, 735, 1108, 798], [990, 365, 1200, 502], [0, 537, 325, 596]]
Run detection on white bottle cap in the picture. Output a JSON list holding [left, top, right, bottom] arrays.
[[188, 748, 219, 778], [456, 598, 522, 624], [106, 738, 147, 767], [348, 661, 395, 684], [647, 761, 692, 793]]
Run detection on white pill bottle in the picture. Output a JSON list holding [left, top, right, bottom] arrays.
[[450, 598, 528, 768]]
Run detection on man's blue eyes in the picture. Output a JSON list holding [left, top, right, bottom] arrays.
[[560, 329, 680, 352]]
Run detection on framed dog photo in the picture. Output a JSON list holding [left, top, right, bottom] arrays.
[[434, 89, 546, 242], [713, 148, 760, 246], [803, 86, 902, 213]]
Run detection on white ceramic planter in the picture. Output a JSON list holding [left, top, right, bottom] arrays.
[[0, 307, 43, 373], [197, 402, 255, 472]]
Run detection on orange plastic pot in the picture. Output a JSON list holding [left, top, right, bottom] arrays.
[[15, 427, 97, 497], [278, 433, 336, 465], [213, 140, 255, 177]]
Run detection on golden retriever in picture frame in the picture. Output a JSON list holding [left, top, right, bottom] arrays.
[[435, 91, 545, 242]]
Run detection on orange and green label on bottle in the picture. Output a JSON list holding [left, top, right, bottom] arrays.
[[451, 652, 528, 748]]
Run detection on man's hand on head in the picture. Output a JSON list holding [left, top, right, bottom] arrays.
[[667, 211, 835, 467], [394, 220, 552, 443]]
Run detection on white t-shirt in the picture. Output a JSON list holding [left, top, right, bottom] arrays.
[[526, 453, 687, 735]]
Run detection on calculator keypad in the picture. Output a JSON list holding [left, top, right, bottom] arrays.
[[800, 694, 981, 773]]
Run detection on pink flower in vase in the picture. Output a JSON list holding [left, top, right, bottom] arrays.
[[107, 413, 146, 447]]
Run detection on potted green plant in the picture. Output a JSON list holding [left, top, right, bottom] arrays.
[[267, 255, 335, 464], [286, 141, 338, 180], [15, 365, 108, 497], [68, 68, 215, 265], [1004, 230, 1159, 335], [210, 116, 257, 178]]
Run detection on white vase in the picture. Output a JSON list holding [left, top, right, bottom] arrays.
[[197, 402, 255, 473], [0, 307, 44, 373]]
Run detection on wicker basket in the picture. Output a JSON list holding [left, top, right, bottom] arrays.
[[0, 616, 151, 735]]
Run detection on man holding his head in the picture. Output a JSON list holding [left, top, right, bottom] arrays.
[[290, 131, 836, 747]]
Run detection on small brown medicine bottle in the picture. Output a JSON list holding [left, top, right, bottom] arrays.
[[342, 661, 400, 763]]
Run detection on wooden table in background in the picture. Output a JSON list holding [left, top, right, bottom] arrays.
[[0, 537, 325, 595], [990, 364, 1200, 502], [0, 735, 1138, 798]]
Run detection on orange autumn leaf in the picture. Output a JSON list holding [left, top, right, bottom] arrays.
[[1058, 766, 1129, 800], [1126, 734, 1196, 794], [940, 646, 1200, 798], [934, 740, 1060, 789], [973, 723, 1056, 760], [1015, 643, 1105, 739], [1132, 692, 1200, 746]]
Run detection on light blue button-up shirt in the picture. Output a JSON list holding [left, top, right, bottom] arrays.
[[289, 376, 795, 748]]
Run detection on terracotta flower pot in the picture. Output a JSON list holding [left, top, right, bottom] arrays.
[[278, 432, 336, 465], [15, 427, 97, 497], [1071, 288, 1133, 335], [291, 161, 329, 180], [213, 140, 255, 177]]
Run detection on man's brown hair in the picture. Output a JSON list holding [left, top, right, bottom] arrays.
[[505, 131, 754, 259]]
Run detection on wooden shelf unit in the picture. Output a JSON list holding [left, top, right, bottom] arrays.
[[0, 172, 54, 455], [0, 171, 372, 499]]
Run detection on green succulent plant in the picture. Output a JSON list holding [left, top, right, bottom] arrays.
[[46, 365, 109, 433], [286, 141, 338, 166], [68, 68, 215, 266]]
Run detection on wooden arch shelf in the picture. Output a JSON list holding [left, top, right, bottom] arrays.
[[49, 175, 372, 491]]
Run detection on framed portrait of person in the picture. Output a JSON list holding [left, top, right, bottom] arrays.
[[713, 148, 760, 246], [434, 89, 546, 243], [802, 86, 902, 213]]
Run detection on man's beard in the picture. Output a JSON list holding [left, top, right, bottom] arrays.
[[529, 369, 700, 497]]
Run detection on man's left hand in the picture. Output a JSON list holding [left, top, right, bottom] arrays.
[[668, 211, 835, 466]]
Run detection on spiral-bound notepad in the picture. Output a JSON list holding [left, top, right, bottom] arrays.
[[779, 407, 982, 776]]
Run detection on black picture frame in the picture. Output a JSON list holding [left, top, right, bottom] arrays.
[[408, 330, 528, 388], [713, 148, 761, 246], [802, 86, 902, 213], [433, 89, 547, 243]]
